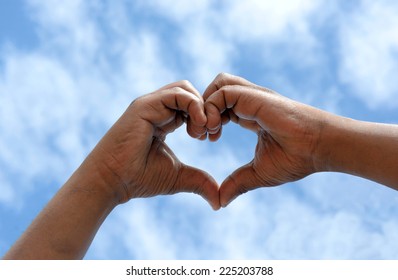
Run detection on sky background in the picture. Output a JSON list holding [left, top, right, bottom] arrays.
[[1, 0, 398, 259]]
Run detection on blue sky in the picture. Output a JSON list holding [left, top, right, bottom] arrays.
[[1, 0, 398, 259]]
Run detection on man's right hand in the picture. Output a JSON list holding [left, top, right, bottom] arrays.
[[203, 73, 328, 207]]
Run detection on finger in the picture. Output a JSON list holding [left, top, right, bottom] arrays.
[[198, 133, 207, 141], [159, 85, 207, 140], [161, 81, 208, 135], [204, 101, 222, 142], [135, 87, 204, 127], [208, 111, 231, 142], [203, 73, 256, 100], [158, 80, 206, 130], [221, 110, 232, 125], [176, 164, 221, 210], [227, 110, 239, 123], [158, 80, 202, 101], [160, 87, 207, 127], [205, 85, 266, 126], [208, 126, 222, 142], [186, 117, 207, 139], [219, 162, 263, 207], [205, 102, 222, 131]]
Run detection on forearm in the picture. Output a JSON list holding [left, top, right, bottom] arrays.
[[316, 114, 398, 189], [3, 158, 119, 259]]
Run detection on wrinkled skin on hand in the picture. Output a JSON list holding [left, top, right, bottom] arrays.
[[88, 74, 326, 210], [204, 73, 325, 207], [90, 81, 220, 210]]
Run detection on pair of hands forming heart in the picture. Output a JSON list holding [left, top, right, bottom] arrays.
[[8, 72, 398, 260], [91, 73, 325, 210]]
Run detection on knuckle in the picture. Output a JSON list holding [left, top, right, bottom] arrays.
[[177, 79, 195, 91], [180, 79, 193, 87], [170, 86, 186, 95], [216, 72, 231, 80], [221, 84, 233, 91], [129, 94, 146, 108], [214, 72, 233, 89], [216, 84, 233, 97], [213, 74, 225, 91]]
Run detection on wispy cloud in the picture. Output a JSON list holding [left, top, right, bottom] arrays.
[[0, 173, 14, 206], [221, 0, 319, 40], [338, 0, 398, 109]]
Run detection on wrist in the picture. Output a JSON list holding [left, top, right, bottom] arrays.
[[312, 112, 357, 173], [73, 153, 126, 207]]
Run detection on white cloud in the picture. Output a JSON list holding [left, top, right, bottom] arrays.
[[0, 51, 84, 180], [221, 0, 319, 41], [0, 173, 15, 206], [135, 0, 234, 90], [92, 180, 398, 259], [137, 0, 323, 89], [26, 0, 101, 63], [120, 34, 177, 95], [136, 0, 212, 22], [338, 0, 398, 109], [207, 187, 398, 259], [119, 201, 179, 259], [177, 23, 234, 90]]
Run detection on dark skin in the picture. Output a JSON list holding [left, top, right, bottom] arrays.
[[4, 73, 398, 259], [92, 80, 219, 205], [204, 73, 398, 207]]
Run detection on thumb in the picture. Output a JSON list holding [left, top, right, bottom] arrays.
[[177, 164, 221, 210], [219, 162, 262, 207]]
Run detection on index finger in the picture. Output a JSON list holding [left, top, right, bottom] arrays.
[[205, 85, 266, 125], [135, 86, 207, 129], [159, 80, 207, 137], [160, 87, 207, 127], [158, 80, 203, 103], [203, 73, 259, 100]]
